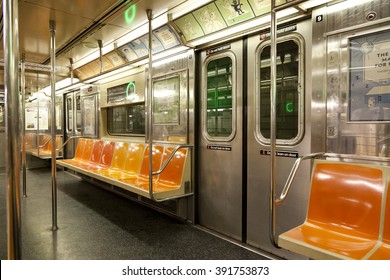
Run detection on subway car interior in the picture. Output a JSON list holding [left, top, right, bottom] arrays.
[[1, 0, 390, 260]]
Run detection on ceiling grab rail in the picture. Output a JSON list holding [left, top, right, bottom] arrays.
[[146, 10, 193, 203], [269, 0, 308, 249]]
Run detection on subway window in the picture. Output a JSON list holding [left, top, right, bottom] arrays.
[[75, 94, 82, 133], [257, 37, 304, 145], [66, 96, 73, 132], [107, 104, 145, 136], [204, 55, 235, 140]]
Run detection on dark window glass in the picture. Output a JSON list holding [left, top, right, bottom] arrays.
[[259, 41, 299, 140], [108, 104, 145, 135], [206, 57, 233, 137]]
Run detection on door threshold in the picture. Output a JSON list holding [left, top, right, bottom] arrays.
[[194, 225, 282, 260]]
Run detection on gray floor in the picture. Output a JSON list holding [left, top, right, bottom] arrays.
[[0, 167, 268, 260]]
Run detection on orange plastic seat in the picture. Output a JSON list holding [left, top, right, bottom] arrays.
[[24, 133, 37, 151], [64, 139, 95, 166], [28, 134, 63, 158], [278, 161, 384, 259], [119, 145, 163, 189], [95, 142, 129, 177], [38, 135, 52, 156], [87, 141, 115, 172], [368, 181, 390, 260], [74, 140, 104, 168], [152, 147, 187, 193], [38, 135, 61, 157], [60, 138, 94, 166], [73, 138, 88, 161], [79, 139, 95, 163], [28, 134, 50, 155]]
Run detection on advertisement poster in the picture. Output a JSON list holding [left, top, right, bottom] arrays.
[[349, 30, 390, 122], [192, 3, 227, 34], [215, 0, 255, 26], [153, 76, 180, 125], [174, 14, 204, 41], [83, 96, 96, 136], [25, 107, 49, 130], [127, 39, 148, 58], [139, 33, 164, 54], [153, 25, 180, 50]]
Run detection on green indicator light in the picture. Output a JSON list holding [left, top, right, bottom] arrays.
[[126, 81, 136, 97], [124, 5, 136, 24], [286, 102, 293, 113]]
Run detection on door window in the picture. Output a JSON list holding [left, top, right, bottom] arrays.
[[257, 36, 304, 145], [66, 96, 73, 132], [204, 54, 236, 141]]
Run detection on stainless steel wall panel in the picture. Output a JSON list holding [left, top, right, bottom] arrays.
[[327, 0, 390, 33], [325, 24, 390, 157]]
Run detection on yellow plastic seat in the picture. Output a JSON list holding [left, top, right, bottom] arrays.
[[109, 143, 145, 180], [278, 161, 383, 259], [119, 145, 163, 189]]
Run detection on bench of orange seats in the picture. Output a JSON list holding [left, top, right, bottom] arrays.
[[278, 160, 390, 259], [56, 138, 190, 200], [25, 134, 63, 159]]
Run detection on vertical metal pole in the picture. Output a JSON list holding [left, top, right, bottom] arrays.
[[146, 10, 155, 200], [37, 93, 40, 155], [50, 20, 58, 231], [98, 40, 103, 73], [269, 0, 279, 248], [3, 0, 22, 259], [21, 53, 27, 197]]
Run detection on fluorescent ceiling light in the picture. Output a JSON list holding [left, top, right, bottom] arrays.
[[115, 24, 149, 49], [87, 65, 133, 84], [299, 0, 333, 10], [170, 0, 213, 19], [39, 78, 80, 95], [327, 0, 374, 13], [56, 82, 85, 95], [153, 49, 189, 67], [277, 7, 299, 18]]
